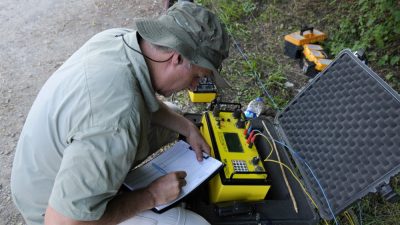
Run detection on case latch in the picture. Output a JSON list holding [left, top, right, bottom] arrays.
[[378, 183, 400, 203], [215, 201, 255, 217], [353, 49, 368, 64]]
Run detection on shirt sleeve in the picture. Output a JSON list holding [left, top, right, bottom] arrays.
[[48, 125, 138, 221]]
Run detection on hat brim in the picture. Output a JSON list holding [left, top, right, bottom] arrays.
[[212, 68, 231, 88], [136, 18, 230, 88]]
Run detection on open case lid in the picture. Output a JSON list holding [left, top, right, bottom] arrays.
[[274, 49, 400, 219]]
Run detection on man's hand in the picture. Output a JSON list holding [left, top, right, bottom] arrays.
[[185, 122, 211, 161], [44, 171, 188, 225], [151, 100, 211, 161], [146, 171, 187, 206]]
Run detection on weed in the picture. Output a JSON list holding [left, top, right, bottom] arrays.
[[325, 0, 400, 89]]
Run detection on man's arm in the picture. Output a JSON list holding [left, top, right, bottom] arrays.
[[45, 171, 187, 225], [151, 100, 210, 161]]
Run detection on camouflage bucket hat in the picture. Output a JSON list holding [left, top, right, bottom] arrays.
[[136, 1, 231, 87]]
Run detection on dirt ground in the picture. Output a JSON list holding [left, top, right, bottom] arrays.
[[0, 0, 163, 224]]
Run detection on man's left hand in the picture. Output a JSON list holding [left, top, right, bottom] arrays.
[[185, 122, 210, 161]]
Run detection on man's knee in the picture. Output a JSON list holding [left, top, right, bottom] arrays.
[[118, 207, 210, 225]]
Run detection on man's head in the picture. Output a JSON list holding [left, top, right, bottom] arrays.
[[136, 1, 230, 88]]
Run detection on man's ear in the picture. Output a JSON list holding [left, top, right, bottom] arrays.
[[171, 53, 182, 65], [177, 55, 183, 64]]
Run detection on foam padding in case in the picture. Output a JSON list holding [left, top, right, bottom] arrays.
[[275, 49, 400, 219]]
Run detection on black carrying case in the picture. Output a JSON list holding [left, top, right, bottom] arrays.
[[185, 49, 400, 224]]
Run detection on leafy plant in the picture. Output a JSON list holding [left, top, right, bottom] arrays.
[[327, 0, 400, 63]]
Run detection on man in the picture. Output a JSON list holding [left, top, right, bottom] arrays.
[[11, 2, 230, 225]]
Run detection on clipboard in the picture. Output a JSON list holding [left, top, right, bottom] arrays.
[[123, 140, 223, 212]]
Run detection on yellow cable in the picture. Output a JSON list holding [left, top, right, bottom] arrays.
[[257, 133, 332, 224], [344, 210, 355, 225], [254, 132, 274, 160], [263, 158, 331, 225], [263, 159, 319, 209], [261, 120, 299, 213]]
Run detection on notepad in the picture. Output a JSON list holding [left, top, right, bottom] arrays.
[[123, 140, 223, 211]]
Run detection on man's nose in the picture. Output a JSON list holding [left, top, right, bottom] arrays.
[[189, 83, 197, 91]]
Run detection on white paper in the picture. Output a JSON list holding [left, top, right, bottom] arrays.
[[123, 140, 223, 211]]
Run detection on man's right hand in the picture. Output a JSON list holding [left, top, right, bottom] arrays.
[[44, 171, 188, 225], [146, 171, 187, 206]]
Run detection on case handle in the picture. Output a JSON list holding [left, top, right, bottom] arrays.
[[300, 26, 314, 36], [229, 171, 268, 180], [208, 99, 242, 111]]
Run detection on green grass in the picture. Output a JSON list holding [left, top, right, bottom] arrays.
[[324, 0, 400, 89]]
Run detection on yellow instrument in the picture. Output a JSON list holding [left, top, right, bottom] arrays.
[[199, 102, 270, 203], [284, 28, 327, 47], [302, 44, 333, 74], [188, 77, 217, 103], [284, 27, 332, 77]]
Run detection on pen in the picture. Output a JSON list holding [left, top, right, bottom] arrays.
[[152, 163, 168, 175]]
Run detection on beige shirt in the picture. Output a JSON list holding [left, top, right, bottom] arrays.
[[11, 29, 159, 224]]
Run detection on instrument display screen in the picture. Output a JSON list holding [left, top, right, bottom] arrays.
[[224, 132, 243, 153]]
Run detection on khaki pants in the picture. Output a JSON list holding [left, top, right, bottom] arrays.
[[119, 207, 210, 225]]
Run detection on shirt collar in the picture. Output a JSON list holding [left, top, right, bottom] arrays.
[[122, 31, 159, 113]]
